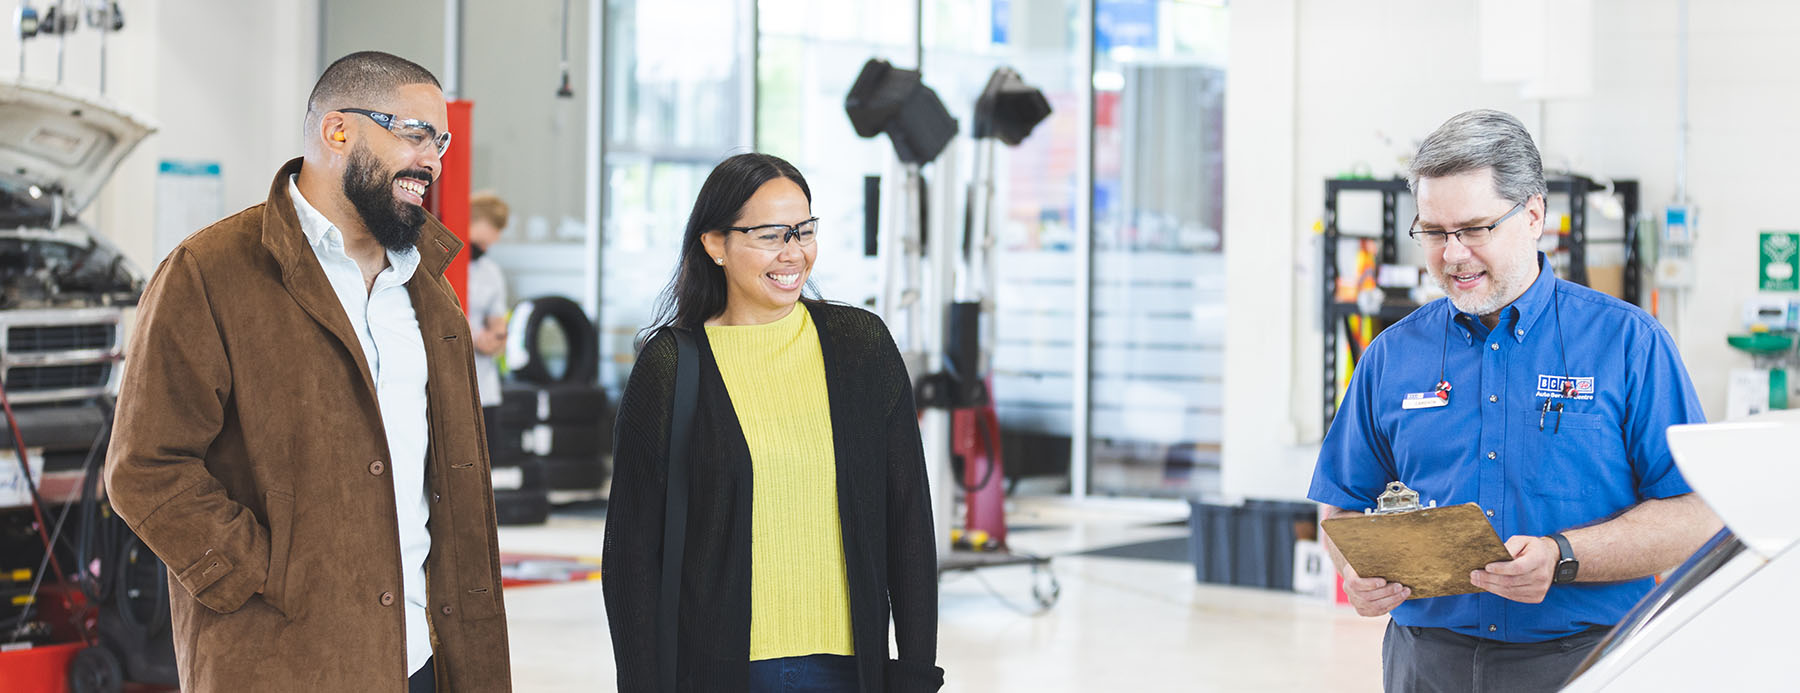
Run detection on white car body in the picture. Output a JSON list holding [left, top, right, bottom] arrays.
[[1561, 409, 1800, 690]]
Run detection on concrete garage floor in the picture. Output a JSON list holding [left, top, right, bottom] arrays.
[[497, 497, 1384, 692]]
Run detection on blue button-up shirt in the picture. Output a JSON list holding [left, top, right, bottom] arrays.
[[1310, 253, 1704, 643]]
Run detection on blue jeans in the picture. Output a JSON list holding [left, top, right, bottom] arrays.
[[747, 654, 860, 692]]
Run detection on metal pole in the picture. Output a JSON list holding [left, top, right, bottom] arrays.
[[1674, 0, 1689, 205], [912, 0, 922, 69], [54, 0, 64, 84], [1071, 0, 1096, 499], [739, 0, 756, 148], [96, 2, 105, 94], [583, 0, 604, 320], [443, 0, 462, 100], [317, 0, 328, 73], [923, 146, 960, 564]]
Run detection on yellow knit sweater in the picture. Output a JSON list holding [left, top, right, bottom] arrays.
[[705, 304, 855, 660]]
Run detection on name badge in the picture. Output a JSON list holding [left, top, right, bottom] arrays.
[[1401, 392, 1447, 410]]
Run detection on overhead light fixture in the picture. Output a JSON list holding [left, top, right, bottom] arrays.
[[844, 58, 958, 165]]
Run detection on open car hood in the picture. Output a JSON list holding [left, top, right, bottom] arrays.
[[1665, 409, 1800, 559], [0, 80, 155, 216]]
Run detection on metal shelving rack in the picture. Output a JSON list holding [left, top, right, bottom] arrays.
[[1319, 176, 1641, 432]]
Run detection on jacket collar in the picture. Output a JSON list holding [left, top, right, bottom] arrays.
[[258, 158, 466, 397]]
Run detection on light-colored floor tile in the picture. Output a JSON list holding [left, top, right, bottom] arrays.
[[499, 497, 1386, 692]]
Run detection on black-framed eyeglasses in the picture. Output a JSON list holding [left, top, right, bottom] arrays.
[[724, 217, 819, 251], [338, 108, 453, 156], [1408, 200, 1526, 249]]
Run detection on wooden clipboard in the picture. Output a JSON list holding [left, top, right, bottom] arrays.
[[1322, 493, 1513, 600]]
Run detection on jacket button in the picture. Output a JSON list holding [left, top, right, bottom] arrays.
[[369, 460, 386, 476], [380, 591, 396, 607], [441, 604, 454, 616]]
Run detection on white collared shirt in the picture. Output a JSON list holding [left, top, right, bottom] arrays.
[[289, 175, 434, 675]]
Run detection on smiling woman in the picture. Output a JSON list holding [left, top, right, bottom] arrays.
[[603, 153, 944, 692]]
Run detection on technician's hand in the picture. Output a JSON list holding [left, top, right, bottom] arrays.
[[474, 328, 505, 355], [1471, 535, 1556, 604], [1341, 562, 1410, 617]]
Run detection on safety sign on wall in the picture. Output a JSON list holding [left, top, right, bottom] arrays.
[[1760, 231, 1799, 292]]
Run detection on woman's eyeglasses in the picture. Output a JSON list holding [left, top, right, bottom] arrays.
[[725, 217, 819, 251]]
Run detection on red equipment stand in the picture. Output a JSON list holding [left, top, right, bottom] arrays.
[[937, 382, 1059, 611], [424, 98, 474, 309], [952, 403, 1007, 550]]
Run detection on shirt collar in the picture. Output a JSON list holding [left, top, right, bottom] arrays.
[[287, 174, 422, 283], [1449, 252, 1556, 344]]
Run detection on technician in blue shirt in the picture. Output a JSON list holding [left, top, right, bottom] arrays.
[[1310, 109, 1722, 692]]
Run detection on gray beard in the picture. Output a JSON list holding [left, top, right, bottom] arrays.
[[1442, 261, 1534, 317]]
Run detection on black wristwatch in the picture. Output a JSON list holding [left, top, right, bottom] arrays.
[[1548, 532, 1579, 584]]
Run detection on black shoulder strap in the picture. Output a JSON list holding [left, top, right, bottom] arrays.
[[657, 327, 698, 693]]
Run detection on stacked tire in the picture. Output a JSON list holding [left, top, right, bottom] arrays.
[[490, 456, 549, 525], [493, 297, 613, 513]]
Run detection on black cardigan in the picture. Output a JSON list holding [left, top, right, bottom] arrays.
[[603, 302, 944, 692]]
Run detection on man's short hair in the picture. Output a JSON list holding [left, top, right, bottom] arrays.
[[304, 51, 442, 138], [469, 192, 510, 230], [1408, 109, 1547, 204]]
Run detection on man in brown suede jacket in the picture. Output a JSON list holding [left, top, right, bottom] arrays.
[[105, 51, 510, 692]]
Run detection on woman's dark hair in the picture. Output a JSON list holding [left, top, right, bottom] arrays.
[[638, 153, 817, 348]]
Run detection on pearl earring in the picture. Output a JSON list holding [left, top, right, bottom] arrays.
[[714, 257, 724, 265]]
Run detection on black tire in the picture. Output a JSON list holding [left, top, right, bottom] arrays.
[[491, 421, 529, 461], [500, 383, 609, 425], [538, 454, 609, 492], [493, 489, 551, 525], [521, 422, 605, 457], [492, 458, 547, 491], [498, 385, 540, 424], [68, 646, 123, 693], [506, 296, 599, 385]]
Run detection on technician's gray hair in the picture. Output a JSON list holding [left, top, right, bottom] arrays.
[[1407, 109, 1547, 204]]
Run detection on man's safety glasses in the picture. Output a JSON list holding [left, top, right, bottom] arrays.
[[339, 108, 453, 156]]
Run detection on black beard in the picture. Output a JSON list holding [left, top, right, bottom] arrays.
[[342, 144, 429, 253]]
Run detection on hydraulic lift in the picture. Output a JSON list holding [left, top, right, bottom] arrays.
[[845, 60, 1060, 608]]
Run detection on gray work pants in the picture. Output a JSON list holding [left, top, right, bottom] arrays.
[[1383, 619, 1609, 693]]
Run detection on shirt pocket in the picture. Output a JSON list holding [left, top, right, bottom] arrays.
[[1511, 406, 1615, 501]]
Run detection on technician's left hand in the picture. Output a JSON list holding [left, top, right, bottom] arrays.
[[1470, 535, 1558, 604]]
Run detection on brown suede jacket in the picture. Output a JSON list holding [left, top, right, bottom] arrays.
[[104, 158, 511, 691]]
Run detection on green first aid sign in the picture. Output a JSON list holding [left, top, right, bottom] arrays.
[[1761, 232, 1800, 291]]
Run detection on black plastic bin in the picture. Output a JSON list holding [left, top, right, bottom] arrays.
[[1187, 499, 1318, 591]]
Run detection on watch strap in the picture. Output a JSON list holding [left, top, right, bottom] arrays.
[[1549, 532, 1574, 561], [1548, 532, 1577, 584]]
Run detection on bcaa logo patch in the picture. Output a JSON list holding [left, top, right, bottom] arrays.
[[1536, 375, 1595, 400]]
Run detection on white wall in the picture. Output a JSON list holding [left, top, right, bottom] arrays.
[[1, 0, 319, 270], [1223, 0, 1800, 501]]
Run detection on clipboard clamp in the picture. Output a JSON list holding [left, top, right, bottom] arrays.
[[1367, 481, 1437, 515]]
